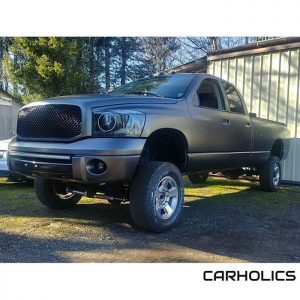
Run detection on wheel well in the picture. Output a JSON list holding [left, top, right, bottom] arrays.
[[140, 129, 188, 172], [271, 139, 284, 159]]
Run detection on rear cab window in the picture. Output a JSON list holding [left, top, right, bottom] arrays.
[[221, 81, 245, 114], [197, 79, 225, 110]]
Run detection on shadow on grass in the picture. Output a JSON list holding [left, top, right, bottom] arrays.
[[0, 179, 299, 263]]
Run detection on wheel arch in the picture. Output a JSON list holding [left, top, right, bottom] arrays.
[[139, 128, 188, 172], [270, 139, 284, 160]]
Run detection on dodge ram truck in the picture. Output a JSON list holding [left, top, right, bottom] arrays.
[[8, 73, 290, 232]]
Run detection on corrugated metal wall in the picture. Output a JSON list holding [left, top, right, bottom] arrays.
[[207, 48, 300, 182], [0, 99, 22, 140]]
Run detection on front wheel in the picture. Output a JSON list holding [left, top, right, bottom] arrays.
[[34, 178, 82, 209], [259, 156, 281, 192], [130, 162, 184, 233]]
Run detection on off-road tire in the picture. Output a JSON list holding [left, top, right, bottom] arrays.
[[188, 172, 209, 184], [130, 161, 184, 233], [34, 178, 82, 209], [259, 156, 281, 192]]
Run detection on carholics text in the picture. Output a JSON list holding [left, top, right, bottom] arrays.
[[203, 270, 296, 281]]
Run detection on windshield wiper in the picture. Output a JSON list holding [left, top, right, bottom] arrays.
[[124, 91, 162, 97]]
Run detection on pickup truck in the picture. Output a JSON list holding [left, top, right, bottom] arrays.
[[8, 73, 290, 232]]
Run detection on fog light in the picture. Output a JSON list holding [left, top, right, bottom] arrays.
[[86, 159, 107, 175]]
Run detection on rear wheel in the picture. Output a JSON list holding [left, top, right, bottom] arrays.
[[188, 172, 209, 184], [259, 156, 281, 192], [34, 178, 82, 209], [130, 161, 184, 232]]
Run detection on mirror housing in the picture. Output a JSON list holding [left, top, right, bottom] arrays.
[[249, 112, 257, 118]]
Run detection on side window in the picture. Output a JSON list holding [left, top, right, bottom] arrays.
[[221, 82, 245, 114], [197, 79, 225, 110]]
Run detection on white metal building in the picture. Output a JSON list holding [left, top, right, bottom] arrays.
[[207, 38, 300, 183], [0, 90, 22, 140], [170, 38, 300, 183]]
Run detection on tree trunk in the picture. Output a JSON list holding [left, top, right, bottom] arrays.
[[89, 37, 95, 92], [120, 38, 126, 85], [104, 38, 111, 92], [0, 37, 4, 90]]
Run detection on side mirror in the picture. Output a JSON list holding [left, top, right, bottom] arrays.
[[249, 112, 257, 118]]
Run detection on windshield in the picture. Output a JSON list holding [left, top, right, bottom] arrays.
[[109, 74, 196, 99]]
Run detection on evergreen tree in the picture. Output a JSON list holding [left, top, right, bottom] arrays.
[[3, 37, 90, 103]]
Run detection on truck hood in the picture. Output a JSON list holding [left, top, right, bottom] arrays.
[[23, 94, 179, 109]]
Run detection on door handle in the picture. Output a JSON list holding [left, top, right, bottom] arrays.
[[244, 122, 251, 128], [222, 119, 231, 126]]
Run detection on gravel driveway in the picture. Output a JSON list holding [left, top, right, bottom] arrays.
[[0, 177, 299, 262]]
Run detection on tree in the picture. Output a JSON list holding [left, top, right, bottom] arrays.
[[3, 37, 90, 102], [0, 37, 12, 91], [1, 36, 280, 103], [178, 37, 278, 61], [103, 37, 111, 92], [119, 37, 129, 85], [112, 37, 141, 85], [138, 37, 180, 74]]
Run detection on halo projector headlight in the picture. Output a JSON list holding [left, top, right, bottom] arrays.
[[93, 110, 145, 137], [97, 112, 117, 132]]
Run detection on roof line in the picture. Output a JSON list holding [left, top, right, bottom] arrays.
[[166, 56, 207, 72], [0, 89, 22, 104], [208, 37, 300, 61]]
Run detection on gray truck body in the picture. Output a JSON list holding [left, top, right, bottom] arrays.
[[8, 73, 290, 183]]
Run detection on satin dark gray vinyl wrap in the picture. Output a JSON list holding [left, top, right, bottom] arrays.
[[8, 137, 146, 156], [8, 73, 290, 183]]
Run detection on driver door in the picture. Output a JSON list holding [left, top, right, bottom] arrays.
[[187, 78, 231, 171]]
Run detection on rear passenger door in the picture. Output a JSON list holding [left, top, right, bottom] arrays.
[[187, 78, 231, 171], [220, 81, 252, 168]]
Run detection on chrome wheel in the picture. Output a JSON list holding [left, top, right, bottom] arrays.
[[53, 181, 74, 200], [154, 176, 178, 220], [273, 163, 280, 187]]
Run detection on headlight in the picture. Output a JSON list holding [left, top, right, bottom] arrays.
[[98, 112, 117, 132], [92, 110, 145, 137]]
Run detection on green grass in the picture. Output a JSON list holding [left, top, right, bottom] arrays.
[[0, 176, 299, 239], [185, 176, 299, 206]]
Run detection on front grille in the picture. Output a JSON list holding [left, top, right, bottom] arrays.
[[17, 104, 82, 140]]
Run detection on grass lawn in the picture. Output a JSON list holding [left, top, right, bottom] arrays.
[[0, 176, 299, 262]]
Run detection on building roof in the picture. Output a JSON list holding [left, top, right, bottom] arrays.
[[208, 37, 300, 61], [0, 89, 22, 106], [167, 37, 300, 73], [166, 57, 207, 74]]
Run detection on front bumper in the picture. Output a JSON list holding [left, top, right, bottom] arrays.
[[8, 137, 146, 183]]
